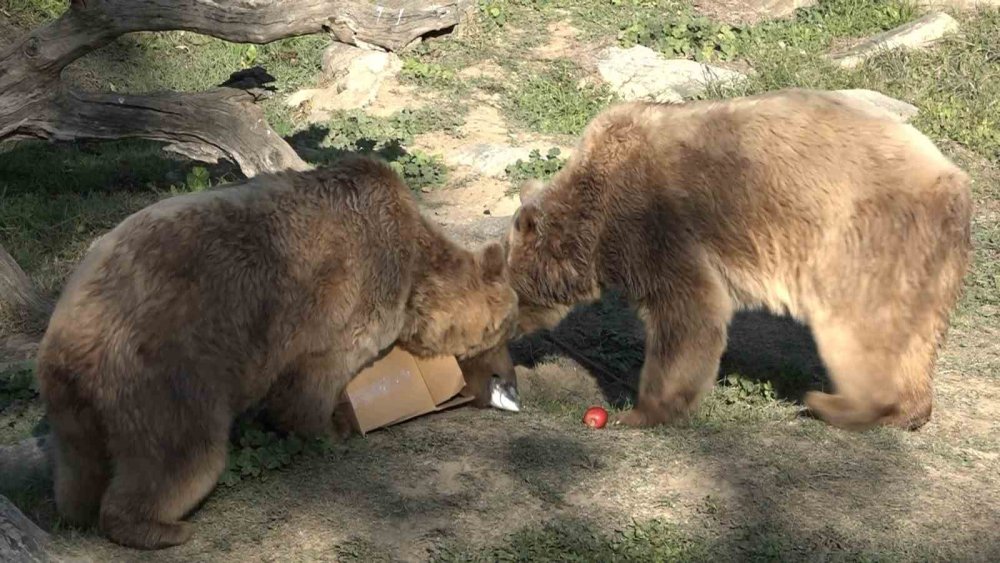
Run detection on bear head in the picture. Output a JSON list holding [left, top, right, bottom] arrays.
[[400, 241, 519, 362], [504, 179, 597, 336]]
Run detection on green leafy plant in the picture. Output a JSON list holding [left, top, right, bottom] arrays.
[[218, 417, 332, 487], [400, 58, 457, 88], [479, 1, 509, 27], [390, 151, 448, 191], [475, 0, 553, 29], [241, 44, 259, 68], [505, 148, 566, 188], [185, 166, 212, 191], [619, 12, 740, 62], [717, 374, 777, 405], [324, 109, 451, 153], [166, 165, 225, 196]]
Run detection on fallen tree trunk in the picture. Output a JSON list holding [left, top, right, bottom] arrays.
[[0, 0, 474, 174], [7, 68, 313, 177]]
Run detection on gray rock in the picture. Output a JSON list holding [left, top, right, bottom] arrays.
[[829, 12, 959, 69], [833, 89, 919, 122], [286, 44, 402, 119], [597, 45, 745, 103]]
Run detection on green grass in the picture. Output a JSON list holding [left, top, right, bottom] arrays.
[[432, 517, 710, 562], [740, 0, 918, 54], [429, 513, 950, 562], [717, 5, 1000, 161], [0, 140, 234, 280], [400, 56, 462, 91], [505, 61, 616, 135], [0, 361, 43, 445], [1, 0, 65, 27]]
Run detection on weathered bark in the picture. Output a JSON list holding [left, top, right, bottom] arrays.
[[0, 53, 310, 175], [0, 0, 473, 177], [10, 0, 474, 55], [8, 68, 312, 177], [0, 494, 50, 563], [0, 245, 49, 324]]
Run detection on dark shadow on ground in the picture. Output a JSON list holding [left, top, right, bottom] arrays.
[[285, 123, 408, 168], [510, 290, 830, 409]]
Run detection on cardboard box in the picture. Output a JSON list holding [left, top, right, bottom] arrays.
[[338, 347, 474, 435]]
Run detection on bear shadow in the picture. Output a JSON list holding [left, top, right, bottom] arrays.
[[285, 123, 409, 169], [510, 290, 829, 409]]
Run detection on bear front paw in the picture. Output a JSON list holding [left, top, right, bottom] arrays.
[[612, 408, 656, 428]]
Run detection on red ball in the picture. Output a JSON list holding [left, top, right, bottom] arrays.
[[582, 406, 608, 429]]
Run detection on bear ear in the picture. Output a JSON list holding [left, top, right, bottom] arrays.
[[519, 179, 545, 204], [513, 204, 539, 237], [480, 242, 506, 282]]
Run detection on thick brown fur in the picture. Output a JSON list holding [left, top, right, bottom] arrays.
[[35, 155, 518, 550], [505, 88, 972, 433]]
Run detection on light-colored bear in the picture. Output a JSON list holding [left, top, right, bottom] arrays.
[[505, 89, 971, 433]]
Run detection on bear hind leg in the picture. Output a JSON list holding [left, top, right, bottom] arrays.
[[875, 318, 939, 431], [805, 315, 909, 432], [99, 409, 229, 549], [48, 404, 111, 527]]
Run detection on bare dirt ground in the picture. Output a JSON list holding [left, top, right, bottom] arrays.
[[31, 312, 1000, 561]]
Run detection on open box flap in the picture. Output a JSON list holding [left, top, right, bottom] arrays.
[[341, 347, 470, 435]]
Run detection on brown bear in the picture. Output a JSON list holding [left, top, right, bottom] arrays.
[[35, 155, 519, 549], [504, 88, 972, 433]]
